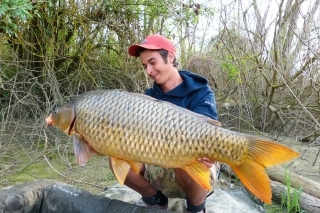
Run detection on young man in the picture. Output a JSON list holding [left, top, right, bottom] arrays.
[[114, 34, 219, 213]]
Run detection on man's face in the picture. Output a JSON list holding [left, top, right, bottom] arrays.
[[139, 49, 174, 85]]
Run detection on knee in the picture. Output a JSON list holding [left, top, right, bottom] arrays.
[[173, 168, 207, 205], [174, 168, 193, 184]]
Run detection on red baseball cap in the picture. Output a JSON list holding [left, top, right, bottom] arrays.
[[128, 34, 176, 57]]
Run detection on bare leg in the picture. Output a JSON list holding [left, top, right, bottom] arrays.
[[124, 168, 158, 197], [174, 168, 207, 206]]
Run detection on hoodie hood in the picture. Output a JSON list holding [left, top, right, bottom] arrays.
[[150, 70, 209, 97], [145, 70, 218, 120]]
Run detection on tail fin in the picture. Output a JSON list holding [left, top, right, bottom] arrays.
[[231, 136, 300, 204]]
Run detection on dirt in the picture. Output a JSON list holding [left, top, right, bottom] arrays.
[[274, 135, 320, 184]]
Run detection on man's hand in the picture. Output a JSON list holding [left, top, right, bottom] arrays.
[[197, 157, 215, 168]]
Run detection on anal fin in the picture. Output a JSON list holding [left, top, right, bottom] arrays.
[[110, 157, 135, 184], [128, 162, 141, 174], [182, 161, 211, 190]]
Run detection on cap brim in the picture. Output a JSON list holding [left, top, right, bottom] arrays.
[[128, 44, 161, 57]]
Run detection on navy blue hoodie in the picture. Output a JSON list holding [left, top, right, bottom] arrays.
[[145, 70, 218, 120]]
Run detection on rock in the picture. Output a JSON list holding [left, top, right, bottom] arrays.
[[101, 184, 265, 213], [220, 178, 228, 186], [0, 179, 265, 213], [0, 179, 170, 213], [229, 183, 235, 189]]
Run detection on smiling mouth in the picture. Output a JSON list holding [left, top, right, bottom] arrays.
[[151, 73, 158, 79]]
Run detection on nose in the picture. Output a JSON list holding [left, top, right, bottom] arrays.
[[145, 64, 153, 75]]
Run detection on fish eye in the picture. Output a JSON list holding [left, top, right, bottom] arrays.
[[53, 108, 59, 114]]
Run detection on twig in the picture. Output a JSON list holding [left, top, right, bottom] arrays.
[[275, 68, 320, 129], [18, 153, 43, 173], [18, 129, 49, 173], [43, 129, 48, 152], [313, 148, 320, 166], [44, 155, 66, 177], [43, 155, 105, 189]]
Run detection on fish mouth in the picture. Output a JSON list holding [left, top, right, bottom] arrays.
[[45, 114, 53, 126]]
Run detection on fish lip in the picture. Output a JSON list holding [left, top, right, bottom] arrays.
[[45, 114, 53, 126]]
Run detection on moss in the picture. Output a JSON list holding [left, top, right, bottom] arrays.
[[1, 145, 116, 194]]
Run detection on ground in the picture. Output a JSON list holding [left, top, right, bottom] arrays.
[[0, 131, 319, 212]]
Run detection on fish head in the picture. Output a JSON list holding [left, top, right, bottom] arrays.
[[46, 103, 75, 135]]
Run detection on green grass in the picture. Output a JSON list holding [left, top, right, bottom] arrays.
[[0, 142, 117, 194], [280, 169, 304, 213], [265, 203, 287, 213], [264, 167, 306, 213]]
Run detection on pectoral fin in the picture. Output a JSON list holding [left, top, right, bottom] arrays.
[[182, 161, 211, 190], [73, 134, 94, 166]]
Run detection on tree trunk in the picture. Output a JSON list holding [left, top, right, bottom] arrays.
[[271, 180, 320, 213], [266, 165, 320, 199]]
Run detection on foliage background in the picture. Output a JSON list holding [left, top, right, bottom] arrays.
[[0, 0, 319, 200]]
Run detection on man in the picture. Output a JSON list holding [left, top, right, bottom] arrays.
[[112, 34, 219, 213]]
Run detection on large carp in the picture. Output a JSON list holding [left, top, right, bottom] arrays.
[[46, 89, 299, 204]]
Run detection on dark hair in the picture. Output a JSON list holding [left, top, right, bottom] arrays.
[[136, 48, 179, 67]]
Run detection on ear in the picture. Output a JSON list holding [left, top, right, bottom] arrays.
[[168, 51, 175, 63]]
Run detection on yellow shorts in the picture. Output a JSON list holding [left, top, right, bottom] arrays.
[[143, 162, 220, 198]]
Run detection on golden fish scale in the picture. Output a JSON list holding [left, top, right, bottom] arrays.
[[73, 90, 248, 167]]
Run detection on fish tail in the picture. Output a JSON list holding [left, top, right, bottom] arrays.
[[230, 136, 300, 204]]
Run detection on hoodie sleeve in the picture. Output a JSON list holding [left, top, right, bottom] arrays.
[[191, 91, 218, 120], [144, 88, 152, 96]]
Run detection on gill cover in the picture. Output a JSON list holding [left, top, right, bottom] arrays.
[[51, 103, 75, 135]]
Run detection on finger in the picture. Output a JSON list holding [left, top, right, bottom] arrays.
[[198, 157, 215, 164], [197, 159, 213, 168], [202, 161, 212, 168]]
